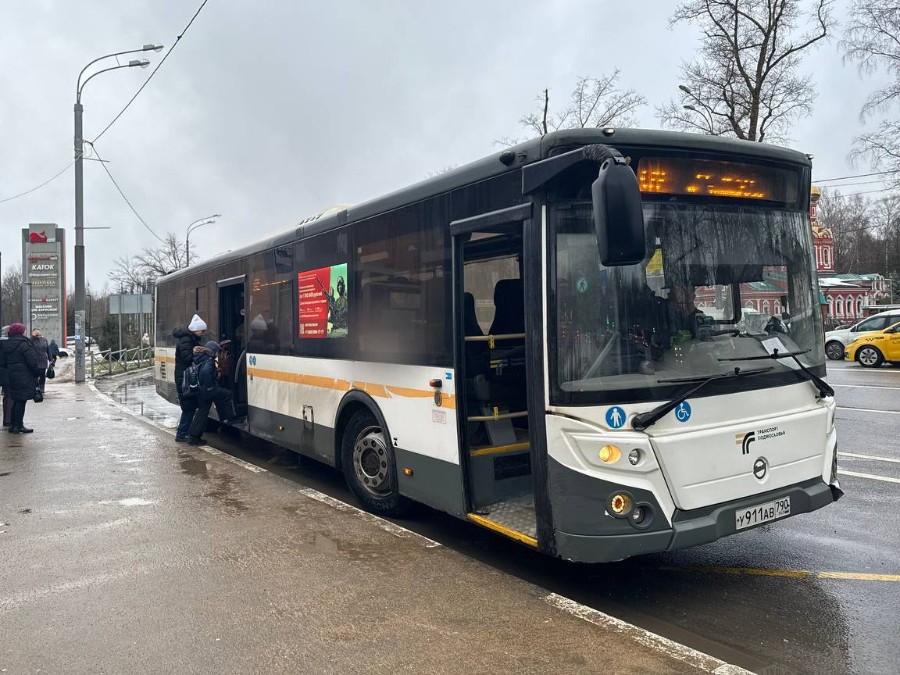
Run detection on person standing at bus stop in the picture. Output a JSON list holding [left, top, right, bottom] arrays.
[[30, 328, 51, 393], [173, 314, 206, 442], [1, 325, 11, 428], [0, 323, 43, 434]]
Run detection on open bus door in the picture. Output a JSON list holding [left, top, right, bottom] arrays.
[[216, 275, 248, 418], [452, 203, 541, 548]]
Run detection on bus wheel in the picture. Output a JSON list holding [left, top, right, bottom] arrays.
[[857, 346, 883, 368], [340, 410, 410, 517]]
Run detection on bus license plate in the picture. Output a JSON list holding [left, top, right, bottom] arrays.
[[735, 497, 791, 530]]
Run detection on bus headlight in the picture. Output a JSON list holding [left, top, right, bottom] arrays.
[[628, 449, 641, 466], [599, 445, 622, 463]]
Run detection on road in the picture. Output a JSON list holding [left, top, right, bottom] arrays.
[[102, 362, 900, 675]]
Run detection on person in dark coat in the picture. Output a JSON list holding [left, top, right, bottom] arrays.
[[186, 341, 239, 445], [30, 328, 51, 393], [0, 323, 43, 433], [173, 314, 207, 441], [48, 339, 60, 363], [1, 326, 11, 427]]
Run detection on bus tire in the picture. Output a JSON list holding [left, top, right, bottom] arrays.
[[856, 345, 883, 368], [340, 409, 410, 517]]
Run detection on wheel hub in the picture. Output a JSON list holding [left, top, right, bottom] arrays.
[[352, 427, 390, 496], [859, 348, 878, 366]]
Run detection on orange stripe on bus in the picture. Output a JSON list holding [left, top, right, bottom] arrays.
[[155, 356, 175, 363], [247, 367, 456, 409]]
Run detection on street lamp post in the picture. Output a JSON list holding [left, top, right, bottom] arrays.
[[73, 44, 162, 383], [185, 214, 221, 266]]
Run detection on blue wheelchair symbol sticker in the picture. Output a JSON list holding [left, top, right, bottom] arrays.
[[605, 406, 627, 429], [674, 401, 692, 423]]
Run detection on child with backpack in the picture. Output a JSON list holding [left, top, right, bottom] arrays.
[[185, 341, 241, 446]]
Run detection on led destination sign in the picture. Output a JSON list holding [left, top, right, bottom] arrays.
[[637, 157, 799, 204]]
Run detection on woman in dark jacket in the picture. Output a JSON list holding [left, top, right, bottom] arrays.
[[0, 323, 43, 433]]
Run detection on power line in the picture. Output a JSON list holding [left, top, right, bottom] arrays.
[[0, 160, 74, 204], [91, 0, 210, 144], [815, 169, 900, 183], [828, 188, 897, 198], [817, 178, 893, 189], [89, 143, 166, 244], [0, 0, 210, 207]]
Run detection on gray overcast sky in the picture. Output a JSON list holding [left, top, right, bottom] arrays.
[[0, 0, 891, 290]]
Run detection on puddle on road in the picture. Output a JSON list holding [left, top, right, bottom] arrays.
[[179, 454, 211, 479], [205, 474, 249, 512], [98, 374, 181, 429], [98, 498, 155, 507]]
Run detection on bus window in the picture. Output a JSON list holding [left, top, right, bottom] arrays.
[[353, 207, 450, 364], [248, 250, 295, 356]]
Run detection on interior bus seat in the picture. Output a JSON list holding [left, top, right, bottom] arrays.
[[488, 278, 525, 336], [486, 278, 527, 404], [470, 280, 527, 446], [464, 292, 489, 378]]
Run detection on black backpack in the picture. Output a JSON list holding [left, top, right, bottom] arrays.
[[181, 362, 201, 396]]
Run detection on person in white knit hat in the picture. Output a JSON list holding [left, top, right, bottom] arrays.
[[172, 313, 207, 442]]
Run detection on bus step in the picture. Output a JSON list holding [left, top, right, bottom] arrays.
[[467, 496, 537, 547]]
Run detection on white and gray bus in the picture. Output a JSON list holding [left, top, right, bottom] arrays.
[[154, 128, 842, 562]]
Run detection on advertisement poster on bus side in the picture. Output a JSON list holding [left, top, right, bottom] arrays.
[[297, 263, 348, 338]]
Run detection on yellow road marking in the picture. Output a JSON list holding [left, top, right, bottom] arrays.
[[661, 565, 900, 582]]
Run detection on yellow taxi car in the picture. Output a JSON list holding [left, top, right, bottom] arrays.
[[844, 320, 900, 368]]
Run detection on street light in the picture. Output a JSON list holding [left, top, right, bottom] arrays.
[[185, 214, 222, 266], [73, 43, 162, 383]]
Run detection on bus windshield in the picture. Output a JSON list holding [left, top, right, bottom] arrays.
[[551, 201, 826, 406]]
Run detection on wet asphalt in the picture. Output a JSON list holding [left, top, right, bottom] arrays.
[[3, 361, 897, 674], [2, 371, 727, 675]]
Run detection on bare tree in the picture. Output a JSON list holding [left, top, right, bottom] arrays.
[[842, 0, 900, 189], [107, 232, 189, 293], [657, 0, 831, 143], [870, 193, 900, 275], [519, 71, 647, 139], [817, 190, 875, 273], [107, 256, 147, 294], [136, 233, 190, 279], [1, 265, 23, 326]]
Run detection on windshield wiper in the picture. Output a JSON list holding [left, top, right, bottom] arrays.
[[632, 366, 775, 431], [718, 347, 834, 398]]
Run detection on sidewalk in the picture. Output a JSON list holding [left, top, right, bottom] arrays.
[[1, 380, 741, 674]]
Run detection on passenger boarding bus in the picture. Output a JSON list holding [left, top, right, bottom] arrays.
[[154, 128, 842, 563]]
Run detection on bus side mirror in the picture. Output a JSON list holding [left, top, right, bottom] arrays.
[[592, 159, 646, 266]]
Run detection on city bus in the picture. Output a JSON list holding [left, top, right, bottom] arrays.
[[153, 128, 842, 563]]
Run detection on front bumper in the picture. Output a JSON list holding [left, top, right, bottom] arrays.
[[554, 477, 839, 563]]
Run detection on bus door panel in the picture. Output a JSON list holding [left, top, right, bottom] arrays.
[[216, 276, 248, 414], [452, 203, 538, 546]]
